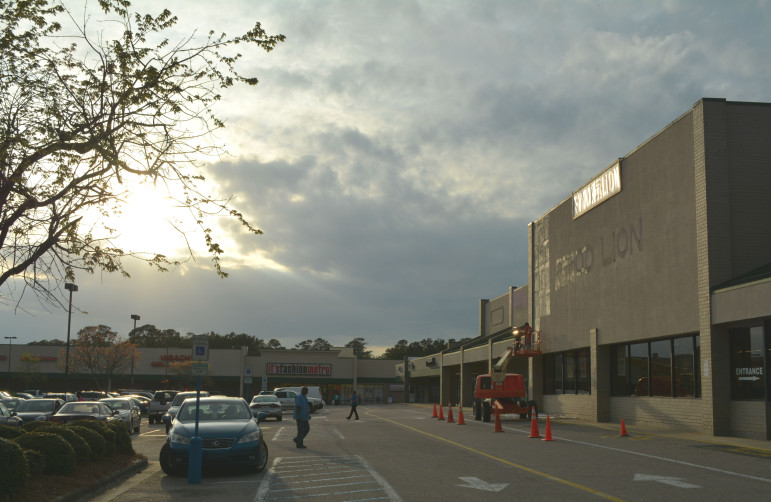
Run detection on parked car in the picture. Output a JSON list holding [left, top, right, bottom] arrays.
[[125, 395, 151, 415], [261, 390, 298, 411], [162, 391, 210, 433], [159, 396, 268, 476], [0, 401, 22, 428], [14, 398, 64, 423], [100, 397, 142, 433], [44, 392, 78, 402], [0, 397, 25, 412], [15, 393, 34, 400], [21, 389, 45, 397], [48, 401, 122, 425], [149, 390, 179, 424], [249, 395, 283, 421], [79, 390, 110, 401], [118, 390, 154, 400], [274, 386, 325, 412]]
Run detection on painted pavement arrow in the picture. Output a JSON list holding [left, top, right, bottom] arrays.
[[457, 477, 509, 492], [634, 474, 700, 488]]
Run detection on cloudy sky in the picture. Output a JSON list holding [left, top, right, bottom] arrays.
[[3, 0, 770, 355]]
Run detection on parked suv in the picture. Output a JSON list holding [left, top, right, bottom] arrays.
[[274, 386, 325, 412], [162, 391, 210, 433], [148, 390, 179, 424], [260, 390, 298, 411]]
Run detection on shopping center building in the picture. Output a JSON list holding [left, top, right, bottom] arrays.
[[1, 345, 403, 405], [401, 98, 771, 440]]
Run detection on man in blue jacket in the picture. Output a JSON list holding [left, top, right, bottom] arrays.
[[293, 386, 310, 448]]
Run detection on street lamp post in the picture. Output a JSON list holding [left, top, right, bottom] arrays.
[[5, 336, 17, 386], [64, 282, 78, 376], [130, 314, 140, 386]]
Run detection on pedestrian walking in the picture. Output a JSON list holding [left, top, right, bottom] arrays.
[[346, 390, 359, 420], [293, 386, 310, 448]]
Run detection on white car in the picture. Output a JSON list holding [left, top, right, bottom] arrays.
[[100, 397, 142, 433], [273, 387, 325, 412], [162, 391, 210, 433]]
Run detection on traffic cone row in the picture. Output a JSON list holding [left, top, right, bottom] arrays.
[[543, 415, 554, 441], [457, 406, 465, 425], [447, 405, 454, 423], [432, 404, 437, 418], [437, 404, 444, 420]]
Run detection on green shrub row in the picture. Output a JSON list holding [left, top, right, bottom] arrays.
[[0, 420, 135, 500]]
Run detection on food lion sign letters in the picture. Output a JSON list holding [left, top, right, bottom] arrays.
[[266, 363, 332, 376], [573, 160, 622, 219]]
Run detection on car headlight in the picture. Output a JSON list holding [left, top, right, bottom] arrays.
[[238, 430, 261, 444], [169, 432, 190, 445]]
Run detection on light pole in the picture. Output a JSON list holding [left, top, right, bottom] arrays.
[[130, 314, 140, 386], [64, 282, 78, 376], [5, 336, 17, 386]]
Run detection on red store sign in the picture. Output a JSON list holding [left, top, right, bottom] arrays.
[[266, 363, 332, 376]]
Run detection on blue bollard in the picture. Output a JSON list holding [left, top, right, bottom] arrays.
[[188, 437, 202, 483]]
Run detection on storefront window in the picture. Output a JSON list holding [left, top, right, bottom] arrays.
[[576, 349, 590, 394], [554, 353, 564, 394], [564, 351, 576, 393], [542, 349, 590, 395], [630, 343, 649, 396], [612, 335, 700, 398], [730, 326, 765, 400], [673, 337, 696, 397], [611, 345, 628, 396], [650, 340, 671, 397]]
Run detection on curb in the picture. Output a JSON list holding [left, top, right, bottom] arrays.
[[53, 456, 149, 502]]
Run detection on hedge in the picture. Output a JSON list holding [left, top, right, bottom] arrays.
[[36, 425, 93, 463], [0, 437, 27, 496], [66, 420, 116, 455], [104, 420, 134, 455], [67, 425, 107, 459], [13, 432, 76, 475], [22, 420, 51, 432], [0, 423, 25, 440]]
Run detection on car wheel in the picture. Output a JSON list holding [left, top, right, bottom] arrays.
[[148, 416, 154, 425], [160, 443, 183, 476], [252, 440, 269, 473], [133, 422, 140, 433], [277, 414, 282, 422]]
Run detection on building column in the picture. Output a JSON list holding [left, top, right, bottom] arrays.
[[591, 329, 610, 422]]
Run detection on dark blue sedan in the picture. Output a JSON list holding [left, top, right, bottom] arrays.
[[160, 397, 268, 476]]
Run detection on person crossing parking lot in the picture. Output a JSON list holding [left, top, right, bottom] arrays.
[[293, 386, 310, 448]]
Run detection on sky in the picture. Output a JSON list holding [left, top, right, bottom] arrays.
[[2, 0, 771, 356]]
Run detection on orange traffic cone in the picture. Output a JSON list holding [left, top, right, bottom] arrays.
[[457, 406, 466, 425], [437, 405, 445, 420], [447, 406, 454, 423], [620, 419, 629, 437], [494, 408, 503, 432], [528, 407, 541, 438], [432, 404, 438, 418], [542, 415, 554, 441]]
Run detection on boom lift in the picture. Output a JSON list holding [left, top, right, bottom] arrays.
[[472, 324, 542, 422]]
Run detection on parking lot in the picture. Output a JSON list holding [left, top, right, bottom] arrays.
[[88, 402, 771, 502]]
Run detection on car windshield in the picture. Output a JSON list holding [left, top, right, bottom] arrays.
[[252, 396, 278, 403], [171, 393, 198, 406], [60, 403, 102, 414], [178, 401, 252, 421], [17, 400, 55, 412], [102, 400, 129, 410]]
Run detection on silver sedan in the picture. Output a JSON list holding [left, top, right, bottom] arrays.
[[249, 395, 283, 421]]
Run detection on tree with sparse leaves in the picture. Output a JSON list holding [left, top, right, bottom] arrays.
[[345, 337, 372, 359], [0, 0, 284, 308], [63, 324, 136, 391], [293, 338, 332, 351]]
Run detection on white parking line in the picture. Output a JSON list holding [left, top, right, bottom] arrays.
[[255, 455, 402, 502]]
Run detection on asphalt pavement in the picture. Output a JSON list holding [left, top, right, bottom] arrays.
[[83, 404, 771, 502]]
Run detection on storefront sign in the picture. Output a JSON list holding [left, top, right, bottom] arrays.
[[735, 367, 763, 381], [20, 355, 57, 362], [389, 384, 405, 392], [266, 363, 331, 376], [161, 354, 192, 361], [573, 161, 621, 218]]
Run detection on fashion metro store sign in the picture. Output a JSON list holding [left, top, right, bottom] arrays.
[[266, 363, 332, 376]]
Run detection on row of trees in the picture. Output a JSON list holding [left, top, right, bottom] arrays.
[[30, 327, 468, 360], [28, 325, 471, 391]]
